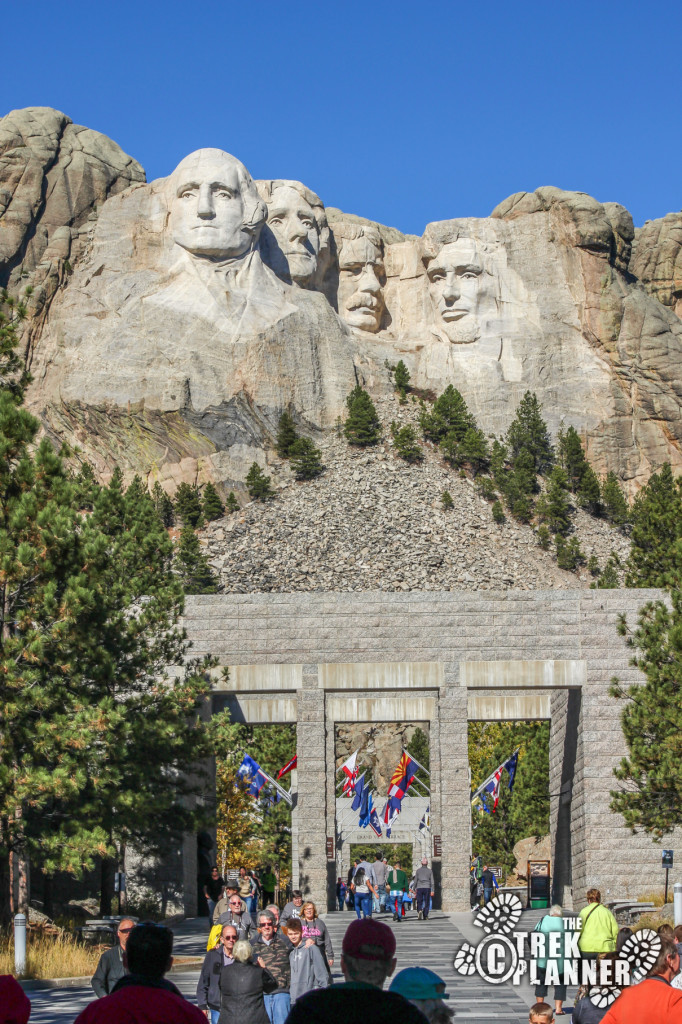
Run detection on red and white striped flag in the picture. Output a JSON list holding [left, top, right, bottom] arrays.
[[340, 750, 359, 793], [276, 755, 297, 779]]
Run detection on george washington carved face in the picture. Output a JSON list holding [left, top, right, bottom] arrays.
[[169, 149, 266, 261]]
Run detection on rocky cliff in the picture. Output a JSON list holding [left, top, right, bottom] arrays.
[[2, 106, 681, 494]]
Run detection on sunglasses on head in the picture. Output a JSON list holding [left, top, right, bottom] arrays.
[[118, 926, 134, 934]]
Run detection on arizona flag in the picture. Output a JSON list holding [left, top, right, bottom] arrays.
[[388, 752, 417, 800], [276, 755, 297, 779], [340, 751, 359, 794]]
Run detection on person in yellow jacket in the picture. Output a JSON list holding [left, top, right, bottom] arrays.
[[578, 888, 618, 959]]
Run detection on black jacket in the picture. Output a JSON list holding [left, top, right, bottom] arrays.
[[91, 944, 127, 997], [196, 948, 226, 1010], [218, 961, 278, 1024]]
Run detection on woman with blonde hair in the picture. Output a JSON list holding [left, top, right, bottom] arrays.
[[578, 889, 618, 961], [300, 900, 334, 969], [217, 939, 277, 1024]]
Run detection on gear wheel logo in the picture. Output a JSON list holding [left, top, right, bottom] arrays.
[[474, 892, 523, 935], [589, 985, 622, 1009]]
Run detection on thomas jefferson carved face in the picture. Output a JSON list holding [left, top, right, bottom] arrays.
[[426, 238, 489, 344], [337, 230, 385, 333], [258, 182, 327, 286], [169, 149, 265, 261]]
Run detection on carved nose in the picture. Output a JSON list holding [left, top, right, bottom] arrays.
[[197, 184, 215, 219], [360, 266, 380, 293], [443, 275, 460, 301], [290, 218, 308, 241]]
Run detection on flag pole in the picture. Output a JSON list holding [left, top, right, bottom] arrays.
[[240, 752, 293, 806], [470, 747, 520, 805]]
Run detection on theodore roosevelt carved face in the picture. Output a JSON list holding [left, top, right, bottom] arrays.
[[425, 237, 490, 344], [169, 149, 266, 261], [335, 225, 385, 333]]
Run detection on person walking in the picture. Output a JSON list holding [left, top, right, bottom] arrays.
[[300, 901, 334, 970], [237, 866, 257, 914], [533, 905, 568, 1018], [351, 864, 375, 919], [76, 923, 206, 1024], [414, 857, 435, 921], [481, 865, 498, 904], [251, 911, 292, 1024], [373, 853, 388, 913], [217, 939, 278, 1024], [204, 867, 225, 922], [213, 884, 247, 924], [387, 861, 408, 922], [578, 889, 618, 960], [197, 925, 238, 1024], [280, 889, 304, 926], [336, 877, 348, 911], [216, 893, 254, 940], [283, 918, 329, 1004], [599, 937, 682, 1022], [261, 865, 276, 908], [91, 918, 135, 997], [389, 967, 453, 1023]]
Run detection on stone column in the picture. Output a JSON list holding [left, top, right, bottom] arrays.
[[428, 705, 442, 907], [439, 663, 472, 910], [295, 664, 328, 902], [549, 688, 580, 910]]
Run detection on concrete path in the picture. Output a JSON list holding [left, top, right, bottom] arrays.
[[25, 909, 581, 1023]]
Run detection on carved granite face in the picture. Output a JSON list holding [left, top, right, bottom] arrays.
[[260, 184, 321, 285], [169, 149, 265, 261], [426, 238, 489, 344], [337, 232, 385, 332]]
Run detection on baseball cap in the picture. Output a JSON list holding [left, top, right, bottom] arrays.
[[389, 967, 449, 1000], [342, 918, 396, 961]]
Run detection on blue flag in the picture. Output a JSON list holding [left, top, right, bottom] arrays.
[[505, 751, 519, 792], [351, 773, 366, 811], [359, 788, 372, 829], [369, 807, 382, 836], [237, 754, 267, 797]]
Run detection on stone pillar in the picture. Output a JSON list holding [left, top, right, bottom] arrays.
[[439, 663, 472, 910], [549, 688, 580, 910], [428, 707, 442, 907], [295, 665, 328, 903]]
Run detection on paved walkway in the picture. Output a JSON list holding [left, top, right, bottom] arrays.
[[25, 908, 580, 1023]]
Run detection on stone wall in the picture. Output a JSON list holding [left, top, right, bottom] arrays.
[[182, 588, 666, 912]]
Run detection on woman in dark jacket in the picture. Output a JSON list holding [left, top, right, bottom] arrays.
[[218, 939, 277, 1024]]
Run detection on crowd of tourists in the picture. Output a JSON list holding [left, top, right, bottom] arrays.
[[7, 879, 682, 1022], [338, 852, 436, 921]]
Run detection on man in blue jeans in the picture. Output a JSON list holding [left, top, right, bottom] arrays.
[[481, 865, 498, 904], [251, 910, 291, 1024]]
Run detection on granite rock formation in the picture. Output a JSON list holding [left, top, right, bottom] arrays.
[[2, 107, 682, 492], [0, 107, 144, 355]]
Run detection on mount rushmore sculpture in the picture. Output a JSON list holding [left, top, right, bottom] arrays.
[[2, 107, 682, 493]]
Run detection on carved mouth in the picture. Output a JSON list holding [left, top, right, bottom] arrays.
[[349, 297, 379, 311], [441, 309, 470, 321]]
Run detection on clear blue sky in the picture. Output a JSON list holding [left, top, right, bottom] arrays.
[[2, 0, 679, 235]]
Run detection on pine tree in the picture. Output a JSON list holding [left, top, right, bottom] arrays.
[[492, 500, 505, 524], [225, 491, 240, 513], [0, 339, 214, 920], [420, 385, 475, 444], [458, 428, 490, 475], [555, 534, 584, 571], [74, 462, 99, 511], [391, 423, 423, 463], [441, 490, 454, 510], [602, 472, 630, 529], [174, 481, 203, 527], [276, 412, 299, 459], [626, 463, 682, 587], [175, 525, 218, 594], [289, 437, 324, 479], [246, 462, 273, 500], [394, 360, 411, 401], [0, 288, 32, 397], [596, 554, 620, 589], [557, 425, 588, 491], [578, 465, 602, 515], [406, 726, 430, 790], [151, 481, 175, 527], [344, 388, 382, 446], [610, 589, 682, 836], [440, 430, 464, 468], [490, 440, 509, 489], [537, 525, 551, 550], [536, 466, 571, 535], [202, 482, 225, 521], [506, 391, 554, 473]]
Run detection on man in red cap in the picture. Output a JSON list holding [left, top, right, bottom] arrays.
[[284, 918, 428, 1023]]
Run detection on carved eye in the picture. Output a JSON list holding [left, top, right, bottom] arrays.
[[429, 272, 445, 283], [461, 271, 478, 280], [301, 218, 314, 229], [215, 190, 233, 199], [180, 190, 197, 199], [269, 217, 283, 226]]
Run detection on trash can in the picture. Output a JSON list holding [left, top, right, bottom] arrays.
[[528, 861, 551, 909]]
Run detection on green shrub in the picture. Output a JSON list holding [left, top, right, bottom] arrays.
[[492, 501, 505, 524]]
